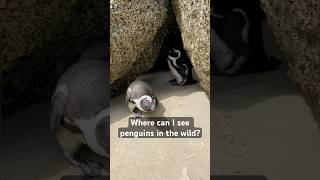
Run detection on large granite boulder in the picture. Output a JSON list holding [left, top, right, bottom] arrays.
[[261, 0, 320, 116], [0, 0, 106, 115], [172, 0, 210, 94], [110, 0, 171, 93]]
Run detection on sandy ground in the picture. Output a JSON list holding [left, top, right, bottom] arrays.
[[3, 68, 320, 180], [2, 102, 81, 180], [2, 70, 210, 180], [212, 68, 320, 180], [110, 71, 210, 180]]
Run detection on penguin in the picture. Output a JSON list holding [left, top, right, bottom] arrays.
[[125, 80, 158, 117], [211, 0, 279, 76], [211, 7, 251, 76], [50, 59, 109, 176], [167, 48, 197, 85]]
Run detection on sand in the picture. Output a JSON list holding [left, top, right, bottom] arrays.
[[3, 69, 320, 180], [2, 70, 210, 180], [2, 102, 80, 180], [110, 71, 211, 180], [213, 68, 320, 180]]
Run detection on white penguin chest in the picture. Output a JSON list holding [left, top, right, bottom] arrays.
[[76, 107, 109, 157], [167, 58, 183, 83]]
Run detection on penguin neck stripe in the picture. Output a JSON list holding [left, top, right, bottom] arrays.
[[168, 50, 181, 65]]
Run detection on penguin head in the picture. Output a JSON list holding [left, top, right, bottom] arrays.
[[137, 95, 157, 112], [167, 48, 189, 85], [168, 48, 181, 59]]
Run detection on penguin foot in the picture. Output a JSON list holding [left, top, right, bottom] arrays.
[[131, 108, 143, 117], [169, 79, 178, 85], [67, 156, 103, 176], [132, 111, 142, 117]]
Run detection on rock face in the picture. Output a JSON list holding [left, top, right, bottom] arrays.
[[172, 0, 210, 94], [261, 0, 320, 115], [110, 0, 171, 93], [1, 0, 106, 115], [110, 0, 210, 95]]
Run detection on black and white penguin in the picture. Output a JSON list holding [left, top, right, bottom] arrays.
[[211, 7, 250, 75], [126, 80, 158, 117], [211, 0, 279, 76], [167, 48, 197, 85], [50, 59, 109, 176]]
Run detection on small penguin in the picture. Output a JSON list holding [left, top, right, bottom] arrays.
[[126, 80, 158, 117], [211, 7, 250, 76], [211, 0, 279, 76], [167, 48, 197, 85], [50, 59, 109, 176]]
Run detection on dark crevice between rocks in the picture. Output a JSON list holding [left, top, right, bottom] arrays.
[[1, 1, 107, 117]]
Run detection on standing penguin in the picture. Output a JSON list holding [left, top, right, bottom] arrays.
[[50, 59, 109, 176], [211, 0, 279, 76], [167, 48, 197, 86], [211, 7, 251, 75], [126, 80, 158, 117]]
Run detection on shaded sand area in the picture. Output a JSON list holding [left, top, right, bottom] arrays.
[[1, 70, 209, 180], [2, 102, 81, 180], [110, 71, 210, 180], [212, 68, 320, 180]]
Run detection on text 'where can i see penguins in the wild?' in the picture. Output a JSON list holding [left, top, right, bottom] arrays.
[[118, 117, 202, 138]]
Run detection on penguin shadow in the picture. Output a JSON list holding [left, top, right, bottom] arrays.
[[137, 72, 204, 101]]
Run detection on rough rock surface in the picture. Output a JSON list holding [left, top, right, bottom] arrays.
[[260, 0, 320, 115], [1, 0, 106, 115], [110, 0, 171, 93], [172, 0, 210, 94]]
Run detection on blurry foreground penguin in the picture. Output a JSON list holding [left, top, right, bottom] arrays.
[[211, 0, 280, 76], [126, 80, 158, 117], [50, 59, 109, 176], [167, 48, 197, 85]]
